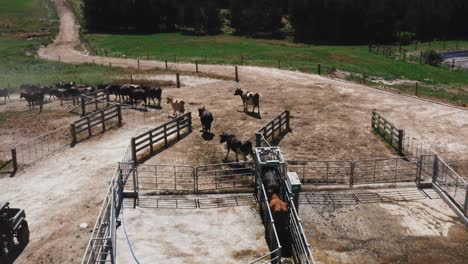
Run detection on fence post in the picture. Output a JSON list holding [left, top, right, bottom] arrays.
[[11, 148, 18, 177], [101, 110, 106, 133], [432, 155, 439, 183], [70, 124, 77, 147], [278, 114, 282, 136], [419, 50, 423, 64], [317, 63, 321, 75], [109, 62, 112, 67], [137, 59, 140, 70], [286, 110, 291, 132], [176, 73, 180, 88], [87, 117, 92, 138], [451, 59, 455, 72], [117, 105, 122, 127], [255, 133, 262, 147], [165, 59, 168, 70], [415, 82, 419, 96], [464, 185, 468, 217], [95, 96, 99, 111], [188, 113, 193, 133], [398, 130, 404, 155], [149, 131, 154, 155], [176, 118, 181, 139], [80, 95, 86, 117], [164, 124, 168, 146], [131, 138, 137, 165], [350, 162, 355, 188], [106, 92, 110, 107], [130, 74, 133, 84], [416, 157, 423, 186], [195, 60, 199, 73], [278, 59, 281, 69], [235, 66, 239, 82]]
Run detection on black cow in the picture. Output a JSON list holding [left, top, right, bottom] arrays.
[[129, 88, 147, 108], [20, 92, 44, 113], [0, 88, 11, 103], [144, 87, 162, 106], [219, 133, 253, 162], [198, 107, 213, 134]]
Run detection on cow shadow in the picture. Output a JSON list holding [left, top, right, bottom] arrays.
[[237, 110, 262, 119], [201, 131, 214, 141]]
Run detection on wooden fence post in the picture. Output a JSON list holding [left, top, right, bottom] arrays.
[[106, 92, 110, 107], [317, 64, 321, 75], [164, 124, 168, 146], [415, 82, 419, 96], [130, 74, 133, 84], [432, 156, 439, 183], [80, 95, 86, 117], [188, 113, 193, 133], [398, 130, 404, 155], [195, 60, 199, 73], [149, 131, 154, 155], [70, 124, 77, 147], [87, 117, 92, 138], [419, 50, 423, 64], [101, 111, 106, 133], [58, 56, 61, 62], [131, 138, 137, 165], [464, 185, 468, 217], [109, 62, 112, 67], [451, 59, 455, 72], [117, 105, 122, 127], [165, 59, 168, 70], [286, 110, 291, 132], [137, 59, 140, 70], [255, 133, 262, 147], [235, 66, 239, 82], [176, 73, 180, 88], [350, 162, 355, 188], [11, 148, 18, 177], [278, 114, 283, 136], [177, 118, 180, 139]]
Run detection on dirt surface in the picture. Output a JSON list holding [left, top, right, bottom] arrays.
[[302, 187, 468, 264], [117, 196, 269, 264], [0, 0, 463, 263]]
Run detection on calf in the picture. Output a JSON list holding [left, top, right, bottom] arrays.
[[219, 133, 252, 162], [234, 88, 260, 114], [167, 97, 185, 117], [198, 107, 213, 133], [0, 88, 11, 103]]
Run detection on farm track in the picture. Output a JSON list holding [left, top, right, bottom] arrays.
[[0, 0, 462, 263]]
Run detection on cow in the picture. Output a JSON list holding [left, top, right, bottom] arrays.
[[144, 87, 162, 106], [198, 107, 213, 134], [167, 97, 185, 117], [129, 88, 148, 108], [269, 193, 292, 257], [0, 88, 11, 103], [234, 88, 260, 114], [219, 133, 252, 162], [20, 92, 44, 113]]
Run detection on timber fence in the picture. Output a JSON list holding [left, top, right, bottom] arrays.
[[372, 110, 404, 154], [130, 112, 192, 164], [255, 110, 291, 147], [79, 91, 111, 117], [71, 105, 122, 147]]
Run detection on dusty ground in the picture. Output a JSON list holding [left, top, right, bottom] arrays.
[[301, 187, 468, 264], [1, 0, 466, 263], [117, 195, 269, 264]]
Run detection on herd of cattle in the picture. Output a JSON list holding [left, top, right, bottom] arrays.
[[3, 82, 164, 113]]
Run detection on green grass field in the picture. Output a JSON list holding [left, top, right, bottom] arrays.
[[85, 33, 468, 84], [0, 0, 113, 90]]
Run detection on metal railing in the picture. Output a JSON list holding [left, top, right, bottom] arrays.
[[134, 164, 196, 193], [14, 125, 72, 165], [433, 157, 468, 217], [196, 162, 254, 192], [287, 160, 353, 186]]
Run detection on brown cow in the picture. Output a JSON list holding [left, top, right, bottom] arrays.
[[270, 193, 292, 258]]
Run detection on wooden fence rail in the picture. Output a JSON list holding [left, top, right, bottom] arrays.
[[371, 110, 404, 154], [71, 105, 122, 147], [255, 110, 291, 147], [131, 112, 192, 164], [80, 91, 110, 117]]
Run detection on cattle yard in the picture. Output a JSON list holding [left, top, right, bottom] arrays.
[[2, 66, 468, 264]]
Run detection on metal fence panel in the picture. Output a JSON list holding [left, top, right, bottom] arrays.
[[287, 160, 353, 186], [196, 162, 254, 192], [136, 164, 196, 193], [434, 157, 468, 216], [353, 156, 419, 185]]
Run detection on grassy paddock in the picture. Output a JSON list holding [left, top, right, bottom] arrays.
[[85, 33, 468, 84]]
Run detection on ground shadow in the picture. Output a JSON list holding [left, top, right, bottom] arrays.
[[201, 131, 214, 141], [144, 104, 162, 110], [239, 110, 262, 119]]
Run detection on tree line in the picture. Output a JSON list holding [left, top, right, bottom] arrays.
[[82, 0, 468, 44]]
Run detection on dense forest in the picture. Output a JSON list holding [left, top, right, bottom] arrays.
[[82, 0, 468, 44]]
